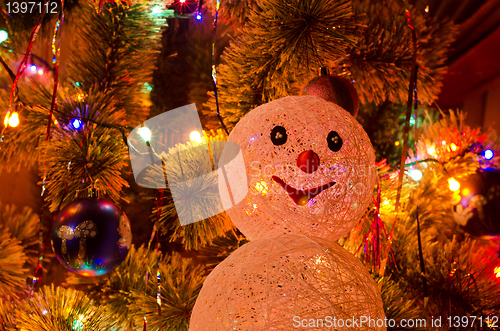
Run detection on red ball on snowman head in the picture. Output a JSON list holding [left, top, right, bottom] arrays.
[[300, 73, 359, 117]]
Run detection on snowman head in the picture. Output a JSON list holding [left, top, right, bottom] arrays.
[[222, 95, 376, 240]]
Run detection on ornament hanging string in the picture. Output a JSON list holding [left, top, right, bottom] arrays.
[[46, 2, 65, 141], [211, 0, 229, 135], [1, 2, 47, 136], [391, 5, 418, 233]]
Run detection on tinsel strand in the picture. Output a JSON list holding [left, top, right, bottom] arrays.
[[1, 2, 46, 136]]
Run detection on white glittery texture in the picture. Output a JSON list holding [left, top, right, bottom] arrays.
[[223, 95, 377, 241], [189, 235, 386, 330]]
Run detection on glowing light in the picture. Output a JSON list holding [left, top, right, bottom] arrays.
[[253, 204, 257, 209], [138, 126, 152, 142], [450, 143, 458, 151], [409, 117, 415, 125], [179, 0, 186, 3], [37, 69, 44, 75], [0, 30, 8, 43], [42, 309, 48, 315], [4, 112, 20, 127], [461, 188, 470, 196], [408, 169, 422, 181], [152, 5, 162, 14], [441, 141, 446, 145], [484, 149, 494, 160], [394, 141, 400, 146], [427, 145, 436, 155], [495, 266, 500, 278], [425, 5, 429, 14], [255, 181, 268, 195], [190, 131, 202, 143], [448, 178, 460, 192], [196, 13, 202, 20], [30, 65, 37, 72], [8, 112, 19, 127], [71, 119, 83, 130]]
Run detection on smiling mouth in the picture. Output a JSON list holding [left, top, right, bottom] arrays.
[[271, 176, 336, 206]]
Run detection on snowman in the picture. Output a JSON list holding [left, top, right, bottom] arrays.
[[190, 95, 386, 330]]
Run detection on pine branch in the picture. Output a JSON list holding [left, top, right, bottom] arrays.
[[65, 0, 164, 127], [37, 87, 131, 211], [12, 285, 113, 330], [340, 110, 500, 325], [65, 245, 206, 330], [205, 0, 363, 128], [0, 230, 28, 301], [144, 131, 236, 250]]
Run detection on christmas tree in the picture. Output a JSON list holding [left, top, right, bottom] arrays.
[[1, 0, 500, 330]]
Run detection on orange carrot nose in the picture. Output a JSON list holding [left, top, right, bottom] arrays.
[[297, 150, 320, 173]]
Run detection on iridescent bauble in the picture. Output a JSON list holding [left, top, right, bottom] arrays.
[[51, 198, 132, 277], [453, 168, 500, 239], [300, 74, 359, 117], [220, 95, 376, 241]]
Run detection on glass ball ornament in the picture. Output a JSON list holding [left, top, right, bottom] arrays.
[[220, 95, 376, 241], [190, 235, 386, 330], [453, 168, 500, 239], [50, 198, 132, 277], [300, 74, 359, 117]]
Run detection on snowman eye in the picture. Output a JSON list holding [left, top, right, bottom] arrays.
[[270, 126, 287, 145], [327, 131, 343, 152]]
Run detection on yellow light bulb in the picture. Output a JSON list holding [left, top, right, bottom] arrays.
[[461, 188, 470, 196], [138, 127, 152, 142], [450, 143, 458, 151], [448, 178, 460, 192], [495, 266, 500, 278], [394, 141, 400, 146], [8, 112, 19, 127], [427, 145, 436, 155], [190, 131, 202, 143], [255, 181, 268, 195]]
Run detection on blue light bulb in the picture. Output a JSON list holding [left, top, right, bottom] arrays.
[[72, 119, 83, 130], [484, 149, 494, 160], [196, 13, 202, 20]]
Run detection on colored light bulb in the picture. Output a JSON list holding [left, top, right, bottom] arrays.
[[190, 131, 202, 143], [408, 169, 422, 181], [0, 30, 8, 43], [484, 149, 494, 160], [448, 178, 460, 192], [138, 126, 152, 142], [72, 119, 83, 130]]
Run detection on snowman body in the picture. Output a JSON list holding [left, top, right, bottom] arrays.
[[190, 96, 385, 330]]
